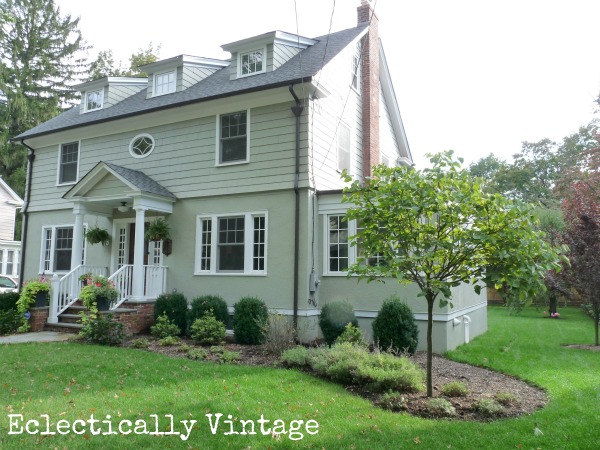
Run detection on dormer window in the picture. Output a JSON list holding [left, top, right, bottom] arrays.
[[154, 70, 176, 96], [84, 89, 103, 112], [239, 49, 265, 77]]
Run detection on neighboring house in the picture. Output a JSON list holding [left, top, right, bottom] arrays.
[[0, 177, 23, 280], [12, 1, 486, 351]]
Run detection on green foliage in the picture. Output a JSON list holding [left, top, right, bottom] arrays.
[[372, 296, 419, 354], [158, 335, 180, 346], [0, 292, 19, 311], [219, 351, 241, 364], [495, 392, 519, 406], [84, 226, 111, 246], [343, 151, 566, 396], [79, 314, 125, 346], [145, 218, 171, 241], [0, 309, 21, 335], [425, 398, 456, 417], [232, 296, 268, 345], [189, 313, 226, 346], [17, 276, 50, 311], [284, 343, 424, 393], [441, 381, 469, 397], [209, 345, 224, 354], [376, 391, 407, 411], [335, 322, 365, 346], [319, 301, 358, 346], [79, 275, 119, 309], [262, 312, 296, 355], [179, 344, 191, 353], [88, 43, 160, 80], [187, 348, 208, 360], [281, 346, 310, 367], [150, 314, 181, 339], [474, 398, 504, 417], [189, 295, 229, 327], [129, 338, 150, 349], [153, 292, 188, 334]]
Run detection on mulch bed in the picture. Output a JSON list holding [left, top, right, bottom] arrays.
[[124, 335, 548, 421]]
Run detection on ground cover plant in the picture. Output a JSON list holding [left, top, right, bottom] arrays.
[[1, 306, 599, 449]]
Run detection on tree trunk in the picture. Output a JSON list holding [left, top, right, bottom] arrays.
[[426, 293, 435, 397]]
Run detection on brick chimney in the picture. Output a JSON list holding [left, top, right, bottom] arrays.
[[357, 0, 380, 179]]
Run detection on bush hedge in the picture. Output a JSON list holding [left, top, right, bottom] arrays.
[[190, 313, 226, 345], [233, 296, 268, 344], [0, 292, 19, 312], [0, 309, 21, 335], [189, 295, 229, 328], [79, 314, 125, 346], [319, 301, 358, 346], [153, 292, 188, 335], [372, 296, 419, 354]]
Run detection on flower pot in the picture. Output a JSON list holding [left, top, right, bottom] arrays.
[[34, 291, 49, 307], [96, 296, 111, 311]]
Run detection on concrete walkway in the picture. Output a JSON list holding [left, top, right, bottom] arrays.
[[0, 331, 75, 344]]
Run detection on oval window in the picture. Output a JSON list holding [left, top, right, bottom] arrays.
[[129, 134, 155, 158]]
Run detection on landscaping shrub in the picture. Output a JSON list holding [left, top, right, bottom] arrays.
[[441, 381, 469, 397], [263, 312, 296, 355], [233, 296, 268, 344], [495, 392, 519, 406], [150, 314, 181, 338], [335, 323, 365, 346], [474, 398, 504, 416], [153, 292, 188, 334], [319, 301, 358, 346], [219, 350, 241, 364], [129, 338, 150, 349], [210, 345, 224, 354], [282, 342, 423, 393], [190, 313, 226, 345], [79, 314, 125, 346], [187, 348, 208, 360], [189, 295, 229, 328], [372, 296, 419, 354], [425, 398, 456, 417], [0, 292, 19, 311], [0, 309, 21, 335], [158, 336, 180, 346], [376, 391, 407, 411]]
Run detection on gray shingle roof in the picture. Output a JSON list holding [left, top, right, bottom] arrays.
[[16, 25, 367, 140], [104, 162, 176, 199]]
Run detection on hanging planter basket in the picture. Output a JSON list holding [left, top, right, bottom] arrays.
[[85, 226, 111, 246], [145, 218, 171, 242]]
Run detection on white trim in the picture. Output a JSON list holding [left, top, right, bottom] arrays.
[[355, 301, 487, 322], [153, 70, 176, 96], [39, 223, 86, 275], [84, 89, 104, 112], [129, 133, 155, 159], [336, 121, 352, 173], [194, 210, 268, 276], [56, 141, 80, 186], [322, 213, 358, 276], [215, 109, 251, 166], [237, 47, 267, 78]]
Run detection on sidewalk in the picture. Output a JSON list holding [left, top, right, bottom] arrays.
[[0, 332, 75, 344]]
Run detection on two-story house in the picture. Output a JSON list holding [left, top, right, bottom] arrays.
[[0, 177, 23, 281], [13, 1, 486, 351]]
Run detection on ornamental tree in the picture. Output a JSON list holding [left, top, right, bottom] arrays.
[[343, 151, 566, 396]]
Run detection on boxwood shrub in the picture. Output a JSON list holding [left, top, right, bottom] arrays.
[[372, 296, 419, 354], [319, 301, 358, 346], [233, 296, 268, 344], [0, 292, 19, 312], [153, 292, 188, 335], [189, 295, 229, 328]]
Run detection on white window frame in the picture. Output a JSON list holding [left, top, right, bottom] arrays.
[[153, 70, 176, 96], [56, 141, 80, 186], [215, 109, 250, 166], [351, 43, 362, 92], [337, 122, 351, 173], [129, 133, 155, 159], [195, 211, 267, 276], [323, 213, 357, 276], [39, 225, 86, 274], [84, 89, 104, 112], [238, 47, 267, 77]]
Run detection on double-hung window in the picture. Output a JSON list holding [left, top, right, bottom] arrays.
[[154, 70, 176, 96], [58, 142, 79, 185], [195, 212, 267, 275], [40, 225, 84, 273], [239, 49, 265, 76], [217, 110, 249, 164], [85, 89, 103, 112]]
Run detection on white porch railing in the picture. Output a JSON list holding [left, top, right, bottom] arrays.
[[108, 264, 133, 310], [108, 264, 168, 310], [49, 265, 108, 323]]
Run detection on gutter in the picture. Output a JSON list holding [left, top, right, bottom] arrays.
[[289, 85, 304, 329], [18, 139, 35, 290]]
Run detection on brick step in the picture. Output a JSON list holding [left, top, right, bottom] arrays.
[[45, 322, 82, 334], [59, 313, 83, 324], [63, 305, 88, 315]]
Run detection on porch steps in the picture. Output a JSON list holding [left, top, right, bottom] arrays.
[[45, 301, 87, 333]]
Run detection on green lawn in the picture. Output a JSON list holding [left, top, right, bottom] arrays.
[[1, 306, 598, 449]]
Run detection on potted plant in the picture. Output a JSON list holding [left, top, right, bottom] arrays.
[[79, 275, 119, 311], [85, 226, 111, 246], [17, 276, 51, 310], [79, 272, 92, 288], [145, 218, 171, 241]]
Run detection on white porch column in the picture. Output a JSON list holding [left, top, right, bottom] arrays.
[[131, 206, 147, 300], [71, 204, 86, 270]]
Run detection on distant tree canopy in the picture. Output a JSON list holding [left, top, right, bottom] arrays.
[[87, 43, 160, 81]]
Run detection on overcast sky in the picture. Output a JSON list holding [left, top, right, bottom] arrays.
[[55, 0, 600, 167]]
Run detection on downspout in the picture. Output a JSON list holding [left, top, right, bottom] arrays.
[[289, 85, 304, 329], [18, 139, 36, 291]]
